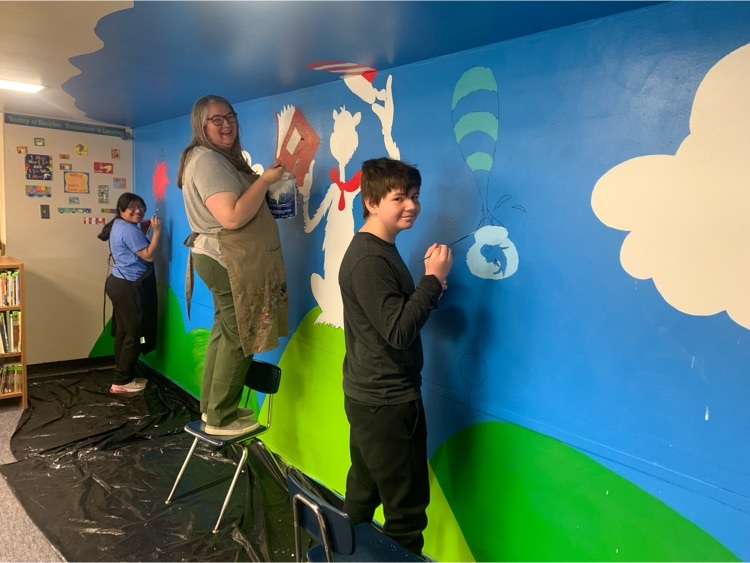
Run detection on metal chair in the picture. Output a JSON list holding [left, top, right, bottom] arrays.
[[287, 472, 423, 562], [165, 359, 281, 533]]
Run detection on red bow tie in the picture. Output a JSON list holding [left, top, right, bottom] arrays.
[[330, 168, 362, 211]]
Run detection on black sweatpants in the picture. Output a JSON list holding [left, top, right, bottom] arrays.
[[105, 270, 156, 384], [343, 395, 429, 555]]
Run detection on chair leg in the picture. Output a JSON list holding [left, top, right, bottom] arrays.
[[257, 440, 285, 479], [292, 505, 303, 562], [212, 444, 249, 533], [165, 436, 199, 505]]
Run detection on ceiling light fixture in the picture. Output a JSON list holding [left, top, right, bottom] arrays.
[[0, 79, 45, 93]]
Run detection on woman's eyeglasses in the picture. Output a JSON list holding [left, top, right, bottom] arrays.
[[127, 205, 146, 213], [206, 113, 237, 126]]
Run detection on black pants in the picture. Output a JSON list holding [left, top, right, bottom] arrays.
[[105, 271, 156, 385], [343, 396, 429, 555]]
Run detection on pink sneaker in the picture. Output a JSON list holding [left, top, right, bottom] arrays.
[[110, 378, 147, 394]]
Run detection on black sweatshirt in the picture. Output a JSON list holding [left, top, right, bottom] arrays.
[[339, 232, 443, 405]]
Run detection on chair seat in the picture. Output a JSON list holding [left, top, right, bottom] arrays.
[[165, 359, 281, 533], [184, 419, 268, 448], [308, 523, 423, 562]]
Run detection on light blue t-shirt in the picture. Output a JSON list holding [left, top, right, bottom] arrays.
[[110, 218, 150, 281]]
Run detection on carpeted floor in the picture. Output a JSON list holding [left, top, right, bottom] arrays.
[[0, 400, 64, 562], [0, 364, 300, 562]]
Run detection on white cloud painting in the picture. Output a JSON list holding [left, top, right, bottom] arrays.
[[592, 43, 750, 330]]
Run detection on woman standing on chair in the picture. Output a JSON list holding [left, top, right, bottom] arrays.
[[177, 94, 288, 436], [98, 192, 162, 393]]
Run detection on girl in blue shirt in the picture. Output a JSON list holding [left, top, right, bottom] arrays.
[[98, 193, 161, 393]]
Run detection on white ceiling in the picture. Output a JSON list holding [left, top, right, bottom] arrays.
[[0, 1, 132, 125]]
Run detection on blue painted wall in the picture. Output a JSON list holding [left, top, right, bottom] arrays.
[[133, 3, 750, 558]]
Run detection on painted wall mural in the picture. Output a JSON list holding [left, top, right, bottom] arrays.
[[452, 66, 522, 280], [298, 65, 402, 328], [592, 43, 750, 330], [298, 105, 361, 328], [114, 2, 750, 561]]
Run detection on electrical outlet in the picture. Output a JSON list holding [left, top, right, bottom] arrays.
[[40, 204, 50, 219]]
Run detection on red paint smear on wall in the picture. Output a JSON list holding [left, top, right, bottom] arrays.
[[152, 161, 169, 201]]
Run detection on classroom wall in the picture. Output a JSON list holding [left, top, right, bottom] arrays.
[[129, 3, 749, 560], [1, 114, 132, 364]]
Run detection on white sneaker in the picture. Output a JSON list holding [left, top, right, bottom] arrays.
[[110, 378, 147, 394], [201, 407, 254, 423], [204, 418, 260, 436]]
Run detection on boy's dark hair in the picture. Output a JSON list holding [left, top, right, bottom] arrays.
[[359, 158, 421, 219], [97, 192, 147, 241]]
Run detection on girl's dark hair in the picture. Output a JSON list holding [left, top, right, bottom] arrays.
[[97, 193, 147, 241], [176, 94, 252, 189]]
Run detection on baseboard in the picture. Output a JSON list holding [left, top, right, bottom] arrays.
[[27, 356, 116, 378]]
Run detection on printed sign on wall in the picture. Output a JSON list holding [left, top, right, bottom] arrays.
[[63, 171, 90, 194], [25, 154, 53, 180]]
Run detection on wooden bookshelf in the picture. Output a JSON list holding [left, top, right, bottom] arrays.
[[0, 256, 27, 409]]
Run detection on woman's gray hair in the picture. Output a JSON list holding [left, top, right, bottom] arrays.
[[177, 95, 252, 188]]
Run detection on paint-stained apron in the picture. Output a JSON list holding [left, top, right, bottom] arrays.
[[185, 199, 288, 355]]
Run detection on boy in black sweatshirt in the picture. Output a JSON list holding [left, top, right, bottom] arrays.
[[338, 157, 453, 555]]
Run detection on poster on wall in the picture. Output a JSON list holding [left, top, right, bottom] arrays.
[[25, 154, 53, 180], [25, 185, 51, 198], [94, 162, 113, 174], [63, 171, 90, 194]]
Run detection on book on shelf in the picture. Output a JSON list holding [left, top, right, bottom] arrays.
[[0, 362, 22, 394], [0, 270, 20, 307], [11, 312, 21, 353], [0, 313, 8, 354], [0, 310, 21, 354]]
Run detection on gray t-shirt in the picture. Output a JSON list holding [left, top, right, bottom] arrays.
[[182, 146, 257, 264]]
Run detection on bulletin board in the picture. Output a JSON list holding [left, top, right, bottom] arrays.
[[2, 113, 133, 364]]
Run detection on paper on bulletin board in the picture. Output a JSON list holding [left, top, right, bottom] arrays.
[[64, 171, 90, 193], [25, 154, 53, 180]]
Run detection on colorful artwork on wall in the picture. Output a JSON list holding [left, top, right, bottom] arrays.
[[25, 185, 51, 198], [25, 154, 52, 180], [94, 162, 114, 173], [275, 106, 320, 186], [63, 171, 90, 194], [98, 185, 109, 204], [151, 161, 169, 208]]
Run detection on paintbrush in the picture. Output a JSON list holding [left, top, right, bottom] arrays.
[[422, 231, 475, 261]]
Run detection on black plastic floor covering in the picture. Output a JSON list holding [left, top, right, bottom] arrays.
[[0, 365, 299, 562]]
